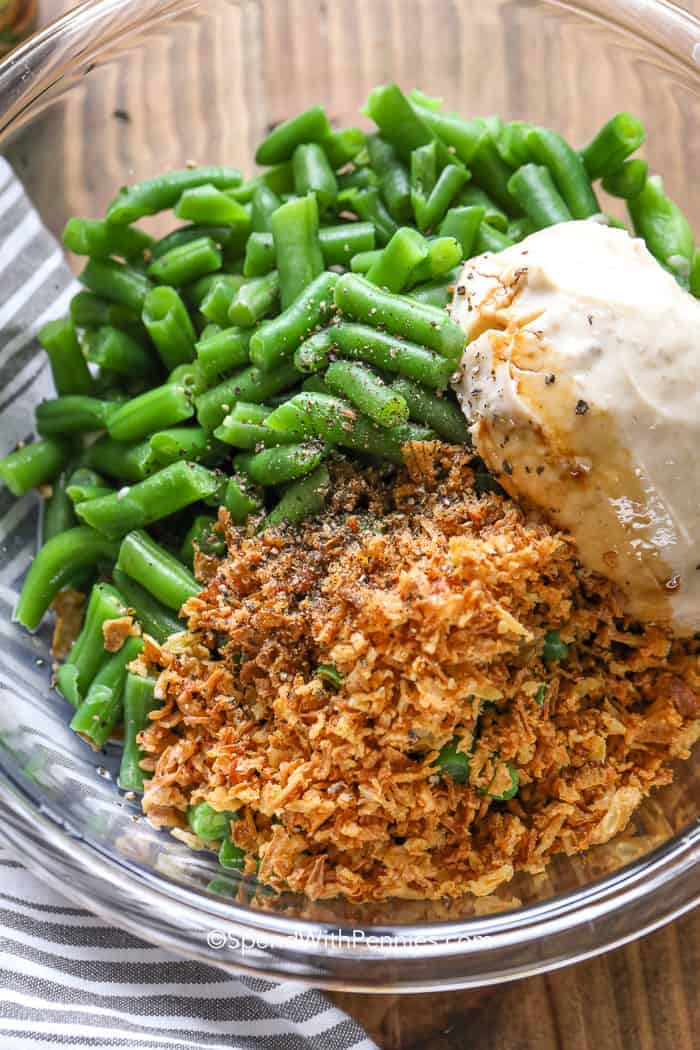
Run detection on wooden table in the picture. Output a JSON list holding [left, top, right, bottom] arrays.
[[6, 2, 700, 1046]]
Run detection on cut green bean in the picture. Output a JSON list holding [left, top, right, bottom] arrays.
[[474, 222, 514, 254], [15, 528, 120, 632], [366, 227, 428, 292], [331, 322, 454, 389], [66, 470, 114, 504], [82, 436, 155, 483], [342, 186, 398, 246], [188, 801, 240, 840], [526, 127, 599, 219], [601, 158, 648, 199], [199, 277, 243, 327], [86, 326, 158, 378], [0, 438, 71, 497], [244, 223, 376, 276], [249, 271, 338, 372], [147, 237, 222, 287], [367, 135, 412, 222], [142, 286, 197, 370], [271, 195, 325, 310], [408, 270, 460, 308], [107, 167, 242, 224], [350, 249, 381, 274], [325, 360, 409, 427], [149, 426, 225, 467], [117, 529, 199, 611], [55, 582, 127, 706], [195, 327, 252, 383], [581, 113, 646, 179], [334, 273, 465, 359], [438, 206, 484, 258], [81, 258, 153, 313], [243, 232, 277, 276], [415, 164, 470, 231], [508, 164, 573, 228], [111, 568, 182, 643], [262, 464, 330, 529], [36, 397, 119, 437], [152, 224, 241, 260], [107, 382, 194, 442], [118, 673, 159, 792], [410, 141, 438, 225], [628, 174, 694, 280], [224, 474, 263, 524], [229, 164, 294, 203], [407, 236, 462, 286], [322, 127, 366, 169], [542, 628, 569, 661], [76, 461, 219, 538], [196, 361, 301, 430], [63, 218, 153, 260], [409, 94, 486, 165], [70, 636, 143, 749], [175, 184, 251, 228], [214, 416, 302, 449], [468, 134, 518, 213], [229, 271, 280, 327], [507, 216, 536, 242], [256, 106, 332, 166], [69, 291, 140, 331], [251, 185, 282, 233], [181, 515, 226, 566], [38, 318, 94, 397], [457, 185, 509, 231], [219, 840, 246, 870], [42, 469, 78, 544], [497, 121, 533, 169], [293, 329, 335, 373], [391, 377, 469, 444], [292, 143, 338, 213], [236, 442, 325, 486], [189, 272, 246, 309], [365, 84, 451, 167], [433, 739, 470, 783]]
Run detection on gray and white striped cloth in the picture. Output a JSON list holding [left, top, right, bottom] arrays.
[[0, 157, 375, 1050]]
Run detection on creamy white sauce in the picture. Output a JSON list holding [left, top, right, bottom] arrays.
[[451, 220, 700, 632]]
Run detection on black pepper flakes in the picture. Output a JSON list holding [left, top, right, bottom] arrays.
[[575, 399, 589, 416], [502, 460, 513, 476], [545, 373, 556, 386]]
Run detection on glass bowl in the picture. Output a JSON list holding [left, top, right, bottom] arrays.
[[0, 0, 699, 992]]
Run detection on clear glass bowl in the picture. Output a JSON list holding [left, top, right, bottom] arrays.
[[0, 0, 699, 991]]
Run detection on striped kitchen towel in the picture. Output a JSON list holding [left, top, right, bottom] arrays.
[[0, 157, 376, 1050]]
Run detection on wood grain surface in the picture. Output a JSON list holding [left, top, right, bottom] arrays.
[[4, 2, 700, 1047]]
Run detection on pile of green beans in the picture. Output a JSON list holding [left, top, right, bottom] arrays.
[[1, 85, 695, 818]]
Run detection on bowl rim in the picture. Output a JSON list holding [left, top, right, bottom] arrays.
[[1, 0, 700, 990]]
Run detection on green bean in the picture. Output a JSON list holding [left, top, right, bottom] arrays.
[[214, 416, 302, 449], [196, 277, 238, 327], [107, 382, 194, 442], [265, 391, 433, 463], [507, 164, 573, 228], [148, 426, 225, 467], [181, 515, 225, 566], [350, 249, 381, 274], [262, 464, 330, 529], [70, 636, 144, 749], [147, 237, 222, 287], [337, 166, 378, 191], [391, 377, 469, 444], [601, 158, 648, 199], [415, 164, 470, 231], [81, 258, 153, 313], [410, 141, 437, 224], [365, 84, 451, 167], [468, 135, 518, 214], [36, 397, 118, 437], [85, 326, 158, 378], [407, 236, 462, 286], [408, 270, 460, 308], [457, 185, 509, 231], [438, 206, 484, 258], [249, 271, 338, 372], [224, 474, 263, 524], [66, 471, 114, 504], [250, 185, 282, 234], [301, 374, 331, 395], [107, 167, 242, 224], [196, 361, 301, 430], [227, 402, 272, 424], [142, 286, 197, 370], [174, 184, 251, 229], [117, 529, 199, 612], [526, 127, 599, 219], [484, 761, 519, 801], [325, 360, 409, 428], [0, 438, 71, 497], [151, 224, 241, 260], [229, 271, 280, 327], [195, 327, 252, 383], [38, 318, 94, 397], [188, 801, 240, 840], [690, 250, 700, 298], [82, 436, 155, 483], [69, 291, 140, 332], [507, 216, 535, 242], [292, 143, 338, 213], [188, 272, 245, 309], [111, 568, 182, 643], [542, 628, 569, 661], [627, 175, 694, 280], [256, 106, 332, 165], [496, 121, 533, 169], [118, 673, 159, 792], [271, 195, 325, 310], [331, 322, 454, 389], [293, 329, 335, 373], [219, 840, 246, 870], [15, 527, 120, 632], [76, 461, 219, 538], [322, 127, 366, 169], [55, 582, 127, 705], [433, 739, 470, 783], [366, 135, 412, 223], [474, 222, 514, 254], [581, 113, 646, 179], [366, 227, 428, 292], [42, 468, 78, 543], [341, 186, 398, 246], [236, 443, 325, 486], [334, 273, 464, 359], [409, 94, 486, 165], [319, 222, 376, 266], [63, 218, 153, 260], [243, 232, 277, 277], [229, 164, 294, 202]]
